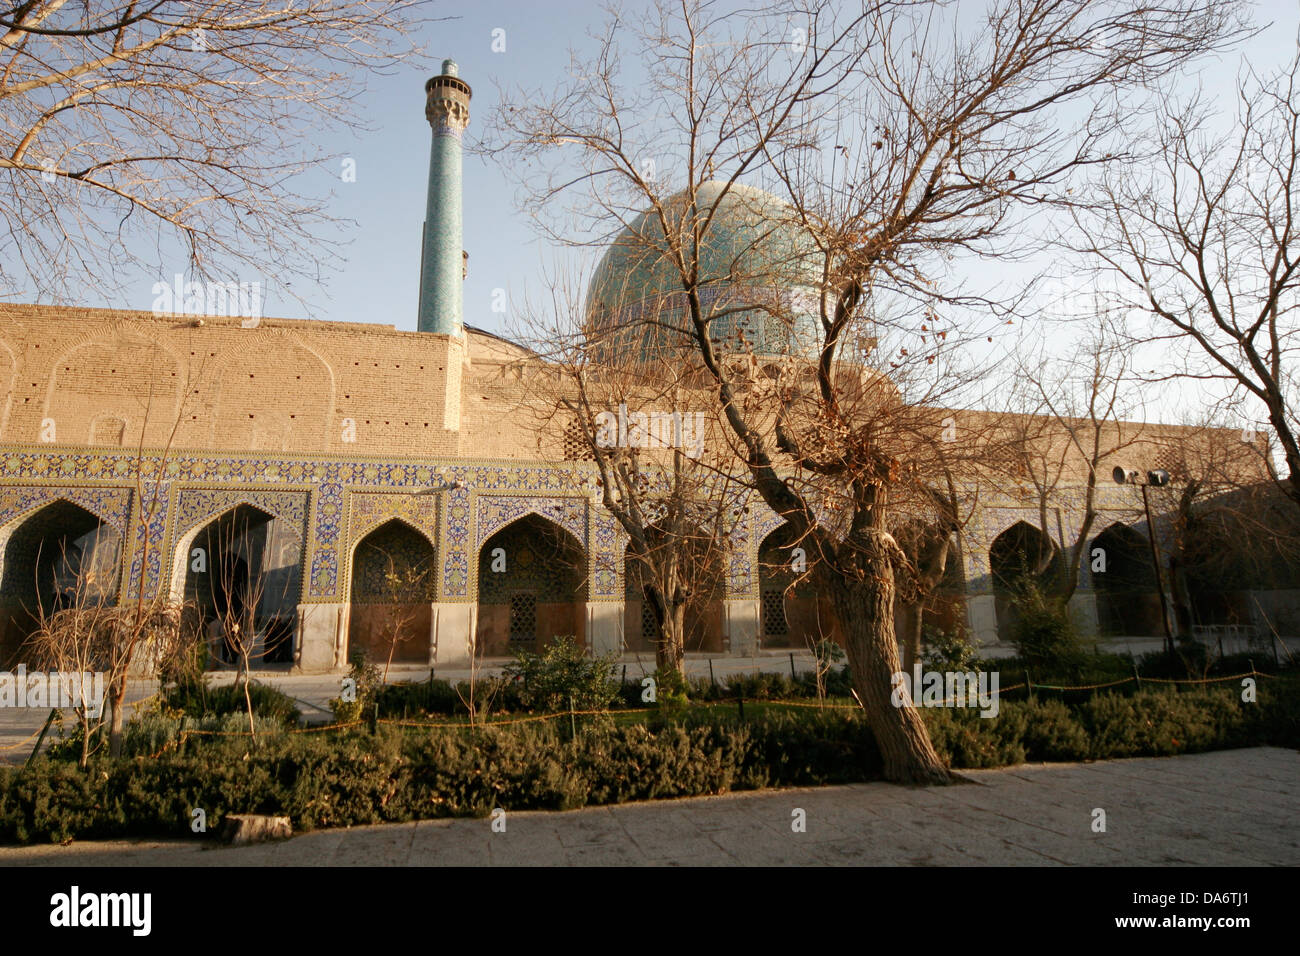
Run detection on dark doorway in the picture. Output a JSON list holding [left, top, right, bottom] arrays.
[[0, 501, 121, 666]]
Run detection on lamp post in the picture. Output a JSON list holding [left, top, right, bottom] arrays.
[[1112, 466, 1176, 656]]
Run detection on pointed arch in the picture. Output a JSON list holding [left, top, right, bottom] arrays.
[[476, 513, 587, 656], [475, 495, 587, 552], [989, 520, 1060, 641], [180, 503, 301, 667], [346, 518, 437, 667], [0, 499, 123, 665], [756, 522, 829, 649], [1091, 521, 1161, 637], [168, 490, 308, 603]]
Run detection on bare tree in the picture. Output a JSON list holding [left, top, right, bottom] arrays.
[[1076, 40, 1300, 510], [1153, 414, 1299, 641], [372, 547, 432, 685], [25, 539, 199, 767], [994, 322, 1149, 609], [892, 468, 969, 674], [201, 509, 294, 739], [488, 0, 1245, 782], [0, 0, 430, 302], [509, 276, 746, 680], [25, 537, 117, 768], [91, 340, 213, 755]]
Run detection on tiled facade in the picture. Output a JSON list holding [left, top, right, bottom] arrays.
[[0, 425, 1177, 672]]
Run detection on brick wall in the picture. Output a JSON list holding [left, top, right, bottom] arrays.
[[0, 303, 569, 461]]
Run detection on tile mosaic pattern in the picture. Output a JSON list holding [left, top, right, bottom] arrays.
[[0, 446, 1149, 612], [0, 483, 132, 534], [474, 494, 587, 599], [0, 448, 620, 607], [476, 494, 587, 550], [126, 479, 169, 599], [0, 483, 134, 596], [343, 490, 440, 602], [347, 490, 440, 552], [163, 486, 311, 600], [592, 509, 622, 600], [727, 511, 754, 597]]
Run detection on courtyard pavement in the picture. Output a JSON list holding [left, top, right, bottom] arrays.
[[1, 746, 1295, 866]]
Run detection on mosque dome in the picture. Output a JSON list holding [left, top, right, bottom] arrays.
[[585, 181, 824, 362]]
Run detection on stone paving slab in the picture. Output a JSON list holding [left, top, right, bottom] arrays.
[[1, 746, 1294, 866]]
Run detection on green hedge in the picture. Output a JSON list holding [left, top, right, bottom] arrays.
[[377, 665, 856, 717], [161, 679, 302, 727], [921, 682, 1299, 767], [0, 709, 878, 844], [2, 681, 1295, 845]]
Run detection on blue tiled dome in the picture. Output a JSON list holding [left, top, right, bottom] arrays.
[[586, 182, 823, 361]]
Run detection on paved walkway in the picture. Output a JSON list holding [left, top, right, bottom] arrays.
[[2, 747, 1295, 866]]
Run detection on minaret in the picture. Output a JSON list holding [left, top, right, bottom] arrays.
[[418, 59, 472, 335]]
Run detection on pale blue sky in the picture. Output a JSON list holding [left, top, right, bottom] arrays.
[[125, 0, 611, 334]]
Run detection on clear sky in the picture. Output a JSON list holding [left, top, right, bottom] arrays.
[[46, 0, 1300, 368], [120, 0, 616, 335]]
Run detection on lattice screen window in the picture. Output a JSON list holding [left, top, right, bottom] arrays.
[[509, 592, 537, 642], [761, 589, 788, 638], [640, 600, 657, 643], [1150, 448, 1185, 481], [563, 421, 594, 461]]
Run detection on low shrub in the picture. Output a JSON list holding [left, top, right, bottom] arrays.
[[923, 623, 983, 673], [502, 636, 620, 713], [328, 652, 381, 723], [0, 709, 881, 844], [1011, 605, 1084, 671], [725, 671, 798, 701], [1011, 698, 1086, 761], [922, 706, 1026, 768], [168, 681, 301, 727], [923, 682, 1283, 767], [5, 671, 1294, 846], [650, 666, 690, 711], [376, 676, 462, 716]]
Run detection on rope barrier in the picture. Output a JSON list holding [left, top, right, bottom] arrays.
[[20, 665, 1287, 759], [1032, 677, 1136, 691], [1141, 671, 1259, 685], [0, 726, 48, 752], [759, 697, 857, 707]]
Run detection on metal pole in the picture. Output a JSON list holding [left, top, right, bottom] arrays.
[[1142, 483, 1176, 656]]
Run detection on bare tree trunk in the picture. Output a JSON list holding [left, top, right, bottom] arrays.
[[238, 649, 256, 741], [80, 708, 91, 769], [899, 602, 924, 675], [108, 674, 126, 758], [384, 607, 399, 685], [657, 602, 687, 677], [827, 562, 952, 785]]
